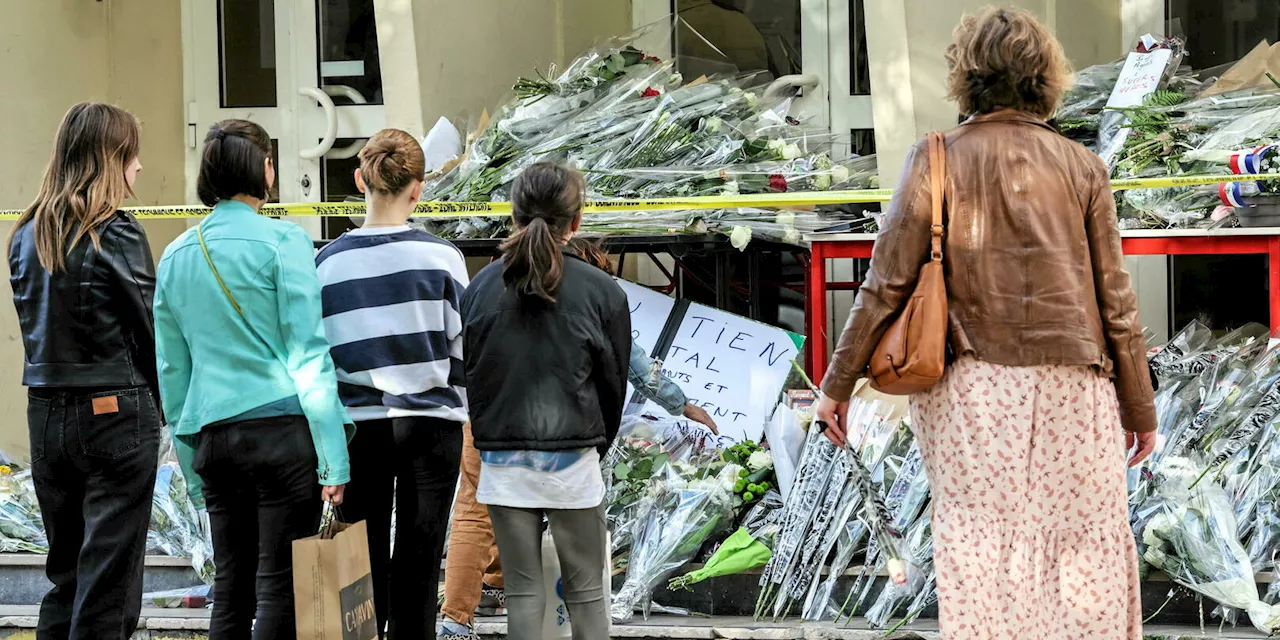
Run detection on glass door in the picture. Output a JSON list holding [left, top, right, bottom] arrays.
[[183, 0, 389, 236], [646, 0, 873, 150]]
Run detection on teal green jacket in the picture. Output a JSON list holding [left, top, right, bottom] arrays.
[[154, 200, 353, 507]]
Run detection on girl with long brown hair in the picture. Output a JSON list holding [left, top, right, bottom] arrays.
[[459, 162, 629, 640], [8, 102, 161, 640]]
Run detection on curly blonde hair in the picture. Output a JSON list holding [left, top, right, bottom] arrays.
[[945, 7, 1071, 118]]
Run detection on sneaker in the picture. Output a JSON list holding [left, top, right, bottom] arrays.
[[438, 617, 479, 640], [475, 583, 507, 616]]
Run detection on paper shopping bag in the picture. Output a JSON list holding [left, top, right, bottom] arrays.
[[293, 519, 378, 640]]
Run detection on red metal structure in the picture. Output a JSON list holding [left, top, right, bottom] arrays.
[[806, 229, 1280, 383]]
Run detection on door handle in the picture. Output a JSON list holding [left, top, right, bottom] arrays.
[[764, 74, 821, 99], [298, 87, 339, 159]]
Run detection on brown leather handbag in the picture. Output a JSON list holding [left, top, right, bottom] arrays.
[[868, 131, 948, 395]]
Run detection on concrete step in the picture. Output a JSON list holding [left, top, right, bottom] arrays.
[[0, 555, 202, 606], [0, 608, 1268, 640]]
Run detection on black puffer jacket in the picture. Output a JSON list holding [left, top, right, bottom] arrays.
[[9, 211, 159, 395], [461, 249, 631, 453]]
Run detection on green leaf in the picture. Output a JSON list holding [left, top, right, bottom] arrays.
[[613, 462, 631, 480], [654, 452, 670, 471], [607, 52, 626, 73]]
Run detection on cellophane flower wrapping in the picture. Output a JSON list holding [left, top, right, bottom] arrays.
[[0, 467, 48, 553], [0, 443, 213, 580], [604, 415, 726, 557], [610, 463, 737, 621], [1136, 456, 1280, 632], [414, 21, 879, 246]]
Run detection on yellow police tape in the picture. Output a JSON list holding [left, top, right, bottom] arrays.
[[0, 173, 1275, 219]]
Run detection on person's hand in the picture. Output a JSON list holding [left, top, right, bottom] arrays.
[[814, 394, 851, 448], [1127, 431, 1157, 467], [683, 403, 718, 433], [322, 484, 346, 506]]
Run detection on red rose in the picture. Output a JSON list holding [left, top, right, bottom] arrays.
[[641, 87, 661, 98], [769, 174, 788, 192], [645, 55, 662, 63]]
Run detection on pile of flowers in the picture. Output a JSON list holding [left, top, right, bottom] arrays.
[[1055, 38, 1280, 229], [416, 25, 878, 246], [0, 444, 213, 583]]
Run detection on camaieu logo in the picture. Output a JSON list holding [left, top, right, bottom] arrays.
[[339, 573, 378, 640]]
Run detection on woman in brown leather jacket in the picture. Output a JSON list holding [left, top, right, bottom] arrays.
[[815, 8, 1155, 639]]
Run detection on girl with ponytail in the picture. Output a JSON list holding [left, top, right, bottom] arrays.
[[459, 162, 629, 640]]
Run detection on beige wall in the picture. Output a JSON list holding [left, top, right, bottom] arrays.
[[0, 0, 186, 458], [867, 0, 1125, 188], [378, 0, 630, 136]]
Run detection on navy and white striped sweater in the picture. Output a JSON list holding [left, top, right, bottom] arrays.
[[315, 226, 469, 424]]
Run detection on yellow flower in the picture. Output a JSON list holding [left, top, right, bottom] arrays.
[[0, 466, 13, 476]]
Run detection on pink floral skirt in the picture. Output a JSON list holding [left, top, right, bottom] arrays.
[[909, 357, 1142, 639]]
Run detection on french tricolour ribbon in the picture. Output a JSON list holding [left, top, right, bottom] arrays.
[[1219, 181, 1255, 207]]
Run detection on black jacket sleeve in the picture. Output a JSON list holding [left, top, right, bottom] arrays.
[[103, 216, 160, 403], [594, 297, 632, 454]]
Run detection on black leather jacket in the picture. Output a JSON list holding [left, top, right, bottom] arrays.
[[9, 211, 159, 395], [461, 250, 631, 454]]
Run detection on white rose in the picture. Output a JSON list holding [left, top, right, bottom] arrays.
[[783, 227, 801, 245], [831, 164, 851, 185], [747, 450, 773, 472], [775, 211, 796, 227], [729, 225, 753, 250], [782, 143, 803, 160], [812, 174, 832, 191], [767, 139, 786, 154], [705, 116, 724, 135], [722, 181, 740, 196]]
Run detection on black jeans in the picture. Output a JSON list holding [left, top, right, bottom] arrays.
[[341, 417, 463, 639], [193, 415, 322, 640], [27, 387, 160, 640]]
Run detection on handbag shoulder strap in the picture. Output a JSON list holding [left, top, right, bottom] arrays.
[[927, 131, 946, 261], [196, 224, 244, 317]]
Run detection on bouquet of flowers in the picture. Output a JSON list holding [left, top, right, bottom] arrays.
[[610, 463, 738, 621], [722, 440, 777, 506], [0, 466, 47, 553], [149, 462, 214, 583], [1137, 456, 1280, 633], [604, 415, 725, 557]]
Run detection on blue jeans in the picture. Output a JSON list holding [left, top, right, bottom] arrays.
[[27, 386, 161, 640]]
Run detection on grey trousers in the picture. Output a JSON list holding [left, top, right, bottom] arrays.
[[487, 504, 609, 640]]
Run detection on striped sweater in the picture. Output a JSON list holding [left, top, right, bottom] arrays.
[[315, 226, 469, 423]]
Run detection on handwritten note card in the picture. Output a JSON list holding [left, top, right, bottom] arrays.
[[1099, 48, 1174, 164], [649, 302, 803, 443]]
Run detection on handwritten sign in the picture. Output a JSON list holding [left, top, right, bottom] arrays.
[[646, 302, 804, 443], [615, 279, 676, 408], [1099, 49, 1174, 164], [614, 278, 675, 356]]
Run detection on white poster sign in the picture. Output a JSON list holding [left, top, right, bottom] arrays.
[[647, 302, 802, 443]]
